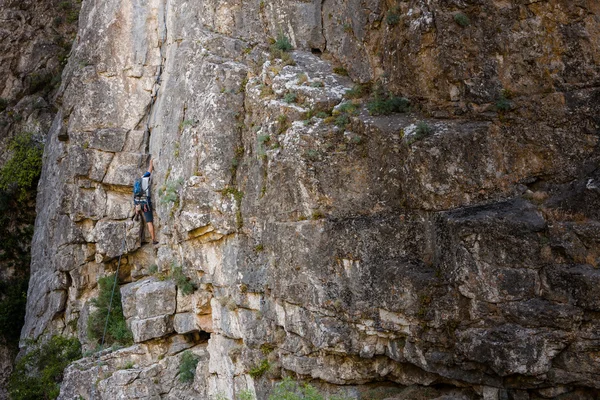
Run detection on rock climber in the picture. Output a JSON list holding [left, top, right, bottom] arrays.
[[133, 158, 158, 245]]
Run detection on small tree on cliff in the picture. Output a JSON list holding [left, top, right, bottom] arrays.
[[87, 274, 133, 346]]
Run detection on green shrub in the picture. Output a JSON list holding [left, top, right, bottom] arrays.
[[367, 95, 410, 116], [496, 95, 511, 111], [274, 33, 293, 52], [87, 274, 133, 346], [8, 336, 81, 400], [283, 92, 297, 104], [269, 377, 351, 400], [0, 132, 44, 201], [386, 8, 400, 26], [171, 264, 196, 296], [179, 350, 200, 383], [332, 67, 348, 76], [334, 114, 350, 129], [249, 359, 271, 379], [239, 390, 256, 400], [0, 98, 7, 112], [159, 178, 183, 205], [454, 12, 470, 27], [336, 102, 357, 114], [408, 121, 434, 144]]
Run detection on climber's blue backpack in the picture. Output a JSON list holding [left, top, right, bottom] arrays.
[[133, 176, 151, 205]]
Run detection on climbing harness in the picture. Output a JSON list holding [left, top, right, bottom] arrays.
[[90, 223, 128, 400]]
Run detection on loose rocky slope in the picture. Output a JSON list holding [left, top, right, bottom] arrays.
[[19, 0, 600, 399]]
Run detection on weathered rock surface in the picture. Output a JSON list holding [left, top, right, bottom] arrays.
[[18, 0, 600, 399]]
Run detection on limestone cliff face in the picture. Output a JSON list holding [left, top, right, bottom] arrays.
[[0, 1, 80, 397], [22, 0, 600, 399]]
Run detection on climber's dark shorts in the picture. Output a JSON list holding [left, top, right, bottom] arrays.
[[142, 204, 153, 223]]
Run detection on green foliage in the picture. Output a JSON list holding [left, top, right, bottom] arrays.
[[249, 359, 271, 379], [148, 264, 158, 274], [310, 81, 324, 88], [277, 114, 290, 134], [0, 98, 7, 112], [386, 8, 400, 26], [283, 92, 297, 104], [304, 149, 320, 162], [87, 274, 133, 346], [269, 377, 351, 400], [160, 178, 184, 205], [311, 210, 325, 220], [171, 264, 196, 296], [336, 102, 357, 114], [239, 390, 256, 400], [119, 361, 135, 370], [332, 67, 348, 76], [274, 33, 293, 52], [408, 121, 434, 145], [496, 93, 512, 111], [179, 350, 200, 383], [179, 119, 195, 129], [0, 132, 44, 201], [334, 114, 350, 129], [270, 33, 295, 65], [254, 244, 264, 252], [8, 336, 81, 400], [366, 95, 410, 116], [454, 12, 470, 27]]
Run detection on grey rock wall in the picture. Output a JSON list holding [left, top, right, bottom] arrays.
[[21, 0, 600, 399]]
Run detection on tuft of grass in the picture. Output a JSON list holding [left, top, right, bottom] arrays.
[[408, 121, 434, 145], [119, 361, 135, 370], [274, 33, 293, 52], [179, 350, 200, 383], [260, 84, 275, 98], [171, 263, 196, 296], [254, 244, 264, 252], [248, 359, 271, 379], [367, 95, 410, 116], [311, 210, 325, 220], [304, 149, 320, 162], [454, 12, 470, 27], [333, 67, 348, 76], [283, 92, 297, 104], [297, 73, 308, 85], [336, 102, 357, 114], [276, 114, 290, 134], [310, 81, 324, 88], [148, 264, 158, 274], [239, 390, 256, 400], [335, 114, 350, 129]]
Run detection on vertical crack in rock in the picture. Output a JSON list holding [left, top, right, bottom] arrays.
[[320, 0, 328, 52], [140, 0, 169, 155]]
